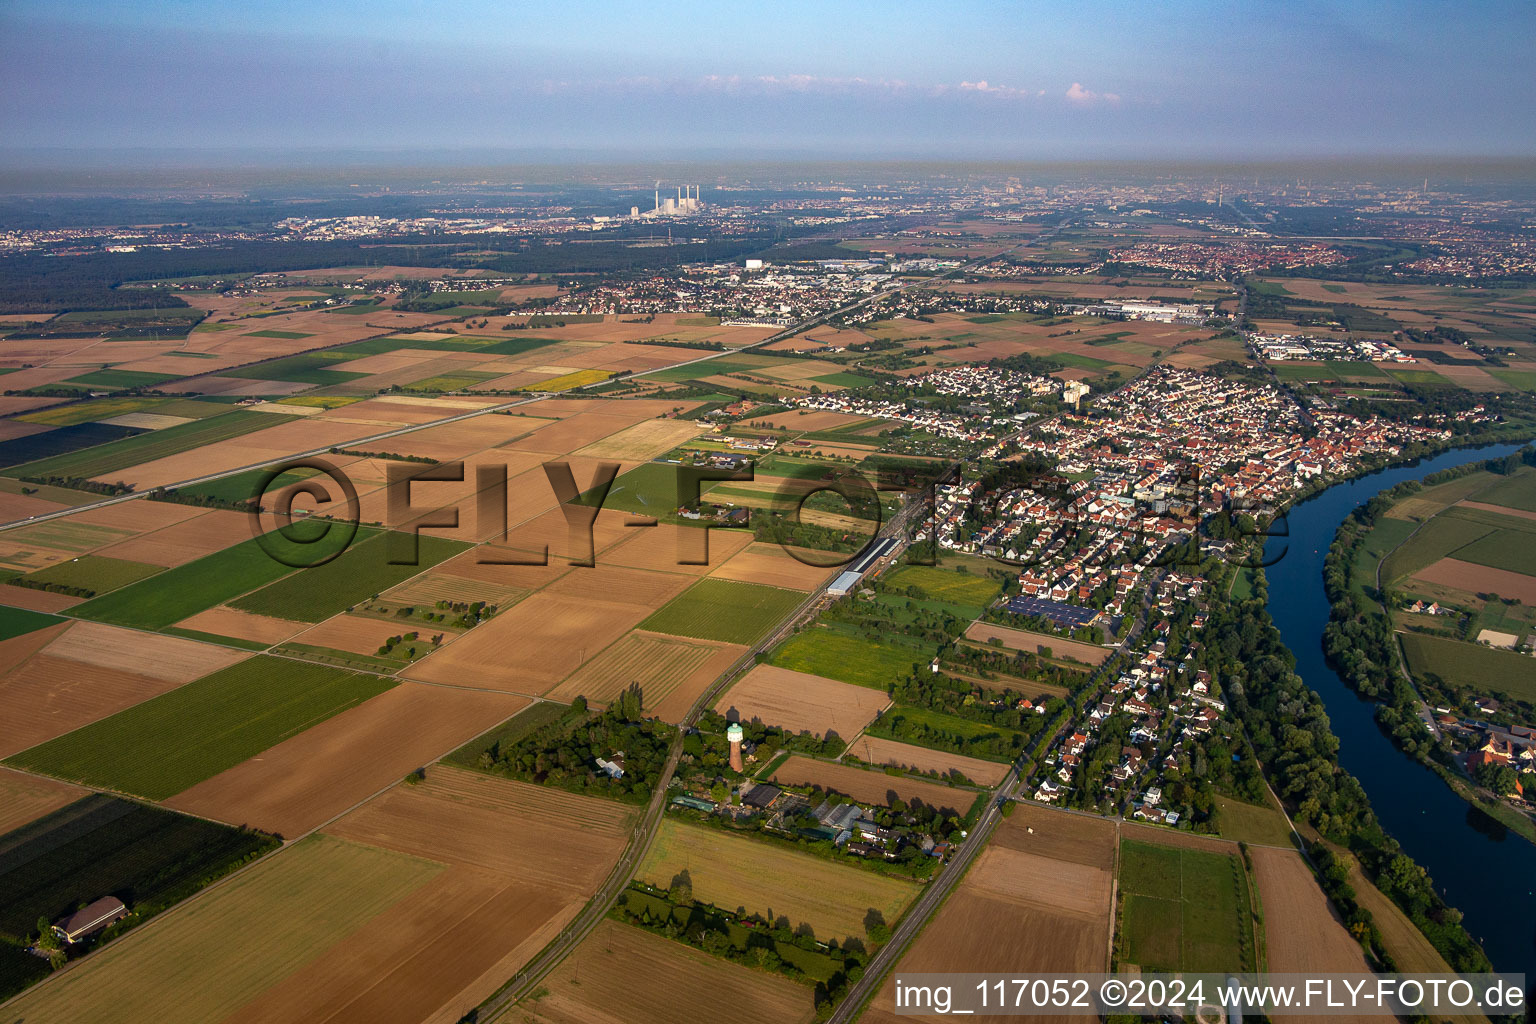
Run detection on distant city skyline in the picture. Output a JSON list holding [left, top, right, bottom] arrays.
[[2, 0, 1534, 162]]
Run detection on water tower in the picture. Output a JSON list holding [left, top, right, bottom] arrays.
[[727, 722, 744, 772]]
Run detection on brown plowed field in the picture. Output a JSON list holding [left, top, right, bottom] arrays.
[[1120, 820, 1240, 853], [166, 684, 526, 839], [100, 508, 252, 567], [0, 585, 83, 612], [717, 664, 889, 739], [505, 411, 654, 455], [549, 629, 745, 722], [964, 621, 1111, 665], [601, 521, 755, 575], [45, 620, 245, 681], [382, 571, 528, 608], [404, 585, 665, 694], [846, 735, 1009, 786], [709, 542, 838, 590], [174, 606, 305, 644], [1250, 847, 1371, 973], [518, 919, 815, 1024], [1413, 557, 1536, 604], [1249, 847, 1374, 1024], [0, 620, 69, 674], [541, 562, 693, 610], [862, 805, 1116, 1024], [770, 756, 975, 815], [215, 767, 636, 1024], [0, 765, 85, 834]]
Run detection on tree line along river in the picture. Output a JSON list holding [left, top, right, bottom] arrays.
[[1262, 441, 1532, 976]]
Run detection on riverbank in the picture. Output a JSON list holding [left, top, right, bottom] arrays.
[[1318, 451, 1536, 849], [1260, 439, 1533, 976]]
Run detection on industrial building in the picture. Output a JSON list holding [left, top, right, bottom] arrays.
[[826, 536, 897, 596], [646, 184, 704, 218]]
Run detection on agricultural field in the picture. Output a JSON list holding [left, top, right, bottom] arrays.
[[635, 818, 918, 943], [770, 756, 974, 816], [881, 564, 1002, 613], [639, 577, 803, 645], [1212, 793, 1295, 847], [548, 629, 745, 722], [0, 421, 144, 471], [6, 410, 296, 481], [859, 802, 1116, 1024], [865, 704, 1028, 763], [517, 919, 815, 1024], [963, 621, 1111, 665], [707, 541, 839, 591], [1249, 846, 1372, 974], [6, 657, 394, 800], [0, 765, 83, 835], [0, 834, 443, 1024], [1114, 838, 1256, 972], [69, 533, 309, 630], [165, 683, 528, 838], [0, 794, 276, 945], [1399, 632, 1536, 703], [0, 621, 245, 758], [230, 531, 469, 622], [768, 623, 929, 689], [716, 664, 889, 740], [844, 734, 1010, 786], [12, 554, 164, 595]]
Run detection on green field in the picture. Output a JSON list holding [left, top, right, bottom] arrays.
[[63, 369, 176, 389], [1116, 839, 1255, 972], [16, 396, 170, 427], [1400, 632, 1536, 703], [1474, 469, 1536, 512], [865, 704, 1025, 762], [15, 555, 165, 595], [70, 529, 358, 630], [882, 565, 1001, 613], [241, 329, 313, 340], [0, 606, 63, 642], [1452, 529, 1536, 576], [229, 531, 469, 622], [1489, 369, 1536, 392], [170, 463, 321, 505], [639, 578, 802, 645], [1383, 367, 1454, 386], [1379, 515, 1493, 583], [405, 370, 502, 391], [7, 410, 296, 480], [1212, 795, 1294, 846], [768, 623, 927, 689], [220, 351, 369, 386], [5, 658, 394, 801]]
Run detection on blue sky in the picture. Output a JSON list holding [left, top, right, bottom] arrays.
[[2, 0, 1532, 160]]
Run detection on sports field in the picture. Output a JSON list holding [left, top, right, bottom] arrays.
[[635, 818, 917, 943], [1115, 838, 1255, 972], [639, 577, 803, 645], [6, 657, 394, 799]]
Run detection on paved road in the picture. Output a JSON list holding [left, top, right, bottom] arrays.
[[828, 770, 1020, 1024]]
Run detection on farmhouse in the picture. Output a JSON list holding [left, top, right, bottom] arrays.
[[53, 897, 128, 944]]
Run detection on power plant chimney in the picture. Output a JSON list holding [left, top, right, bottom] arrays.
[[727, 722, 744, 773]]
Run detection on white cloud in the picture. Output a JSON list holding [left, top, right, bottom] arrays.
[[1066, 82, 1122, 106]]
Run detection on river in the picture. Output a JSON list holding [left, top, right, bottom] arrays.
[[1262, 441, 1533, 976]]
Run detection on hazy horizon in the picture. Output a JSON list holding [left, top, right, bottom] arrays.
[[3, 0, 1533, 165]]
